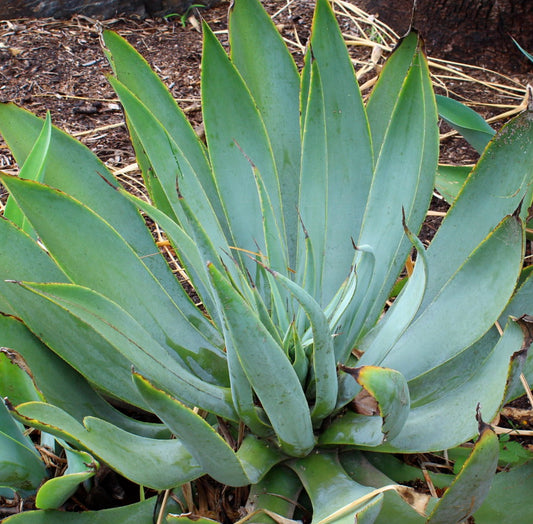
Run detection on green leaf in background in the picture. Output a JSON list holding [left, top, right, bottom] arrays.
[[435, 164, 471, 204], [436, 94, 496, 154], [512, 36, 533, 63]]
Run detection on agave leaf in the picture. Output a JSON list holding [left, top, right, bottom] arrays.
[[225, 334, 273, 438], [426, 415, 499, 523], [344, 41, 438, 350], [372, 490, 436, 524], [108, 76, 228, 259], [201, 22, 282, 270], [119, 189, 223, 325], [251, 164, 290, 277], [319, 411, 384, 448], [436, 94, 495, 154], [386, 318, 525, 451], [422, 109, 533, 310], [133, 372, 250, 487], [16, 281, 236, 419], [289, 451, 383, 524], [3, 496, 160, 523], [304, 0, 373, 306], [0, 399, 46, 493], [435, 164, 471, 204], [0, 173, 221, 358], [229, 0, 301, 266], [4, 111, 51, 237], [352, 366, 410, 440], [167, 517, 221, 524], [35, 446, 98, 510], [366, 32, 419, 154], [498, 269, 533, 396], [208, 263, 315, 457], [12, 402, 202, 490], [236, 435, 287, 485], [101, 31, 221, 218], [0, 104, 190, 311], [0, 314, 166, 438], [245, 466, 302, 523], [473, 461, 533, 522], [0, 349, 42, 406], [35, 471, 95, 510], [297, 59, 328, 303], [358, 224, 428, 366], [382, 214, 523, 379], [267, 269, 337, 425], [0, 217, 148, 408], [320, 366, 409, 447]]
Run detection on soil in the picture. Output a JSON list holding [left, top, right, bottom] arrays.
[[0, 0, 532, 520]]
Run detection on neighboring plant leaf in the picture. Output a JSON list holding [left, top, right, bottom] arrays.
[[245, 466, 302, 522], [435, 164, 471, 204], [436, 94, 496, 154], [511, 36, 533, 63]]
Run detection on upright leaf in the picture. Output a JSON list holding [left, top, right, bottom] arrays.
[[229, 0, 301, 265], [305, 0, 373, 304]]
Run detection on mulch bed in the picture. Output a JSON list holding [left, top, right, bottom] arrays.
[[0, 0, 532, 520]]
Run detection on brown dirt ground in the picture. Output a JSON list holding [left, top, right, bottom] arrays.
[[0, 0, 532, 520]]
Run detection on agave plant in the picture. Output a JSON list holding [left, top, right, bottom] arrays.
[[1, 0, 533, 521]]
